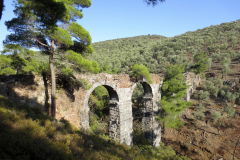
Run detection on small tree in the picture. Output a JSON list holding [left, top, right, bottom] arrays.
[[130, 64, 152, 84], [158, 64, 193, 129], [212, 111, 222, 124], [221, 57, 231, 65], [1, 44, 39, 75], [225, 102, 236, 117], [222, 64, 232, 79], [192, 52, 208, 74], [220, 90, 226, 99], [206, 58, 212, 71], [198, 90, 210, 102], [211, 86, 220, 98], [194, 103, 205, 120]]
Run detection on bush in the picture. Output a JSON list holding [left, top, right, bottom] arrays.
[[130, 64, 152, 84], [194, 111, 205, 120], [198, 90, 209, 102], [225, 106, 235, 118], [81, 79, 91, 90], [212, 111, 222, 124], [198, 103, 205, 112], [0, 68, 16, 75], [225, 102, 236, 117], [194, 103, 205, 120]]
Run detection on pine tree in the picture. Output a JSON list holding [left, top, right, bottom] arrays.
[[158, 64, 193, 129], [1, 44, 40, 75], [130, 64, 153, 84], [4, 0, 98, 118], [192, 52, 208, 74]]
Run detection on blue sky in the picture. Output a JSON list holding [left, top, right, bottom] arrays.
[[0, 0, 240, 51]]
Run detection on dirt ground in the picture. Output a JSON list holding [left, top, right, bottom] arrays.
[[161, 57, 240, 160]]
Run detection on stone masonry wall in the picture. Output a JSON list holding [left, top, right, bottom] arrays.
[[0, 72, 200, 147]]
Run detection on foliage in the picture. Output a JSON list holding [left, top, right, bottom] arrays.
[[130, 64, 153, 84], [25, 19, 240, 76], [0, 45, 40, 75], [133, 120, 150, 145], [194, 103, 205, 120], [221, 57, 231, 65], [159, 64, 193, 129], [3, 0, 99, 118], [225, 102, 236, 118], [0, 67, 15, 75], [206, 58, 213, 71], [89, 86, 109, 120], [81, 79, 92, 90], [64, 50, 99, 74], [0, 94, 190, 160], [192, 52, 208, 74], [212, 111, 222, 124], [198, 90, 210, 102], [222, 63, 232, 78]]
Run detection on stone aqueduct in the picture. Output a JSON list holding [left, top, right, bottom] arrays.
[[78, 73, 163, 147], [0, 72, 201, 147], [62, 72, 200, 147]]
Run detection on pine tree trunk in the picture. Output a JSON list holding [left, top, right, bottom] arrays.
[[50, 39, 56, 118]]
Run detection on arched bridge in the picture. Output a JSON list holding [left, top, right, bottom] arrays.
[[0, 72, 201, 147], [55, 72, 201, 147]]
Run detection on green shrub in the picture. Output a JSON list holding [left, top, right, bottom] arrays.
[[225, 102, 236, 117], [198, 103, 205, 112], [194, 110, 205, 120], [212, 111, 222, 124], [81, 79, 91, 90], [225, 106, 235, 118], [198, 90, 209, 102], [0, 67, 16, 75], [130, 64, 153, 84]]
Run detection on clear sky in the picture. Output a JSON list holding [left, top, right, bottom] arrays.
[[0, 0, 240, 51]]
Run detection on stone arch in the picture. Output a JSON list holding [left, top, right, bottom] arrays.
[[81, 81, 120, 140], [130, 80, 161, 147], [130, 81, 153, 98]]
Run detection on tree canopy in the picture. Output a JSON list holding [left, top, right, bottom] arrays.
[[4, 0, 98, 118], [158, 64, 193, 129], [144, 0, 165, 6], [130, 64, 153, 84]]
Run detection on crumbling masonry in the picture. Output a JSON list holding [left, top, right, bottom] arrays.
[[0, 72, 201, 147]]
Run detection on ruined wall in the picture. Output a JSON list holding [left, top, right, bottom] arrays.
[[183, 72, 202, 101], [0, 74, 47, 111], [0, 72, 200, 147], [0, 74, 87, 128]]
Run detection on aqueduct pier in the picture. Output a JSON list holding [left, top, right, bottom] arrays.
[[0, 72, 201, 147]]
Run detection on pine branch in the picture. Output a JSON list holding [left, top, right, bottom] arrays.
[[54, 62, 75, 68]]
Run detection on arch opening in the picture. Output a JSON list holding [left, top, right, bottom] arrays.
[[131, 81, 153, 145], [87, 84, 119, 139]]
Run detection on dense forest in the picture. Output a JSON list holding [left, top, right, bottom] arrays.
[[1, 19, 240, 159], [89, 20, 240, 75]]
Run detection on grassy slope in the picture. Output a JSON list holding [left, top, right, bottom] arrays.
[[6, 19, 240, 159], [0, 95, 190, 160], [88, 20, 240, 159]]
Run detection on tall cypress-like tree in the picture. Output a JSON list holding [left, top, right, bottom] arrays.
[[4, 0, 98, 118], [158, 64, 193, 129]]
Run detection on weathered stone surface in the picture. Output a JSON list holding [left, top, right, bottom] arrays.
[[0, 72, 200, 147]]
